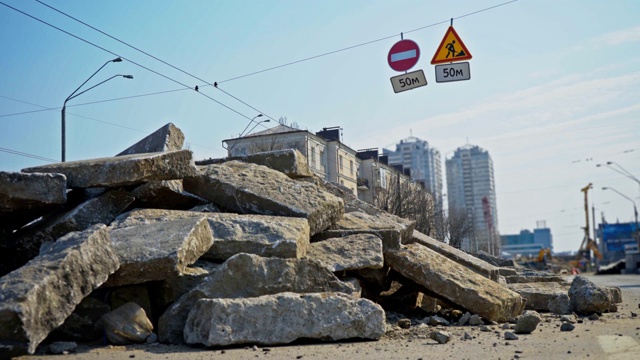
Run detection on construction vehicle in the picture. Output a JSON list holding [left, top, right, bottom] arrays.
[[535, 248, 552, 263]]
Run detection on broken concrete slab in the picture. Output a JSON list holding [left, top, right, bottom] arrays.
[[314, 211, 410, 252], [158, 253, 358, 344], [409, 230, 500, 281], [183, 161, 343, 235], [504, 274, 568, 284], [111, 208, 310, 261], [117, 123, 184, 156], [303, 177, 416, 235], [22, 150, 196, 189], [104, 217, 213, 287], [102, 302, 153, 345], [385, 244, 525, 322], [197, 149, 314, 178], [184, 292, 385, 346], [0, 171, 67, 212], [0, 225, 119, 356], [306, 234, 384, 272], [5, 188, 134, 270], [508, 282, 572, 314], [473, 250, 516, 268], [131, 180, 207, 210]]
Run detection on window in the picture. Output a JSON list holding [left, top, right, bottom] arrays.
[[339, 155, 344, 170], [350, 160, 354, 176], [311, 146, 316, 168], [320, 150, 325, 166]]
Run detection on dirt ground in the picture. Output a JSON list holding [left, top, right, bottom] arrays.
[[16, 274, 640, 360]]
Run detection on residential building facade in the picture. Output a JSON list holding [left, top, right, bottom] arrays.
[[446, 144, 499, 254], [223, 125, 358, 195]]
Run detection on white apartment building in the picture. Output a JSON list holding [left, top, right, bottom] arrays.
[[383, 136, 443, 206], [445, 144, 499, 254]]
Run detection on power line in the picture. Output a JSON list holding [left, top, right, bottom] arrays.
[[0, 147, 57, 163], [4, 0, 521, 122], [0, 1, 255, 123], [33, 0, 278, 127]]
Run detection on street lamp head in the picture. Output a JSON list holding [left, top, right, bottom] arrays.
[[602, 187, 609, 190], [606, 161, 613, 165], [112, 57, 123, 63], [122, 75, 134, 79], [596, 164, 602, 167], [263, 119, 270, 123]]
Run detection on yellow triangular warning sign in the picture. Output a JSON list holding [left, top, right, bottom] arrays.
[[431, 26, 472, 65]]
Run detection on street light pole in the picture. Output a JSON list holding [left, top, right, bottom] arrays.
[[61, 57, 129, 162], [225, 114, 267, 154], [603, 186, 640, 248]]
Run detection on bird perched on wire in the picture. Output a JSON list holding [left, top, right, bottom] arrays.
[[214, 82, 218, 88], [195, 85, 199, 92]]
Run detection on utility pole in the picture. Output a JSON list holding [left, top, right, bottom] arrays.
[[579, 183, 593, 267]]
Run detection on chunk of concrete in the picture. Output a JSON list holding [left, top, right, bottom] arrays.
[[102, 302, 153, 345], [111, 208, 310, 261], [514, 310, 542, 334], [504, 274, 567, 284], [158, 253, 357, 344], [385, 244, 525, 322], [131, 180, 207, 210], [409, 230, 500, 281], [314, 211, 410, 252], [0, 225, 119, 356], [117, 123, 185, 156], [569, 276, 613, 314], [508, 282, 572, 314], [306, 234, 384, 272], [5, 189, 134, 270], [184, 292, 385, 346], [22, 150, 196, 189], [183, 161, 343, 235], [0, 171, 67, 211], [197, 149, 314, 178], [104, 217, 213, 287]]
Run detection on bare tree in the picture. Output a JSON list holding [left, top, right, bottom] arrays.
[[445, 207, 474, 249], [373, 172, 436, 236], [247, 137, 286, 153]]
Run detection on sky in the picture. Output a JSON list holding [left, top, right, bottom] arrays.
[[0, 0, 638, 253]]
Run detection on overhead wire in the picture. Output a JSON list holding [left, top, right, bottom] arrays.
[[33, 0, 278, 127], [0, 147, 57, 163], [4, 0, 522, 123], [0, 0, 256, 123]]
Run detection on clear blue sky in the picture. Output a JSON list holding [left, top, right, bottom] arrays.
[[1, 0, 638, 253]]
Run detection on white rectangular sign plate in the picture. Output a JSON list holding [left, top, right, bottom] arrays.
[[435, 62, 470, 83], [390, 69, 427, 93]]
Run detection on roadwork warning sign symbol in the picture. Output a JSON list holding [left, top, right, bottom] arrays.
[[431, 26, 472, 65]]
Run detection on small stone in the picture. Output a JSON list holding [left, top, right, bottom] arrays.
[[458, 312, 471, 326], [398, 318, 411, 329], [588, 313, 599, 321], [146, 333, 158, 344], [429, 330, 451, 344], [480, 325, 491, 332], [561, 315, 577, 324], [501, 324, 511, 330], [504, 332, 519, 340], [429, 315, 450, 326], [252, 345, 259, 351], [463, 332, 473, 340], [514, 311, 542, 334], [560, 323, 575, 332], [631, 312, 638, 318], [469, 314, 484, 326]]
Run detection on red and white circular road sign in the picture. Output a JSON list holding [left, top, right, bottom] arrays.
[[387, 39, 420, 72]]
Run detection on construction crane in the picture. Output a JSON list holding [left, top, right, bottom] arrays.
[[573, 183, 602, 271]]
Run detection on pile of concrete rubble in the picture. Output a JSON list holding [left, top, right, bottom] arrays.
[[0, 124, 622, 357]]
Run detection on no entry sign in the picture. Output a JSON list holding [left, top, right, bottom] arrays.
[[388, 39, 420, 72]]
